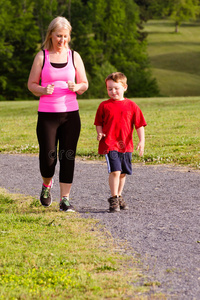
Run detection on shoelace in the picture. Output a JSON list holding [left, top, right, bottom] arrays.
[[110, 198, 118, 205], [61, 198, 70, 206], [42, 186, 50, 198]]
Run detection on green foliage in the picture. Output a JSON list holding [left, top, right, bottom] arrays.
[[0, 0, 41, 100], [147, 0, 173, 19], [85, 61, 117, 99], [169, 0, 200, 32], [134, 0, 153, 22], [73, 0, 159, 98], [33, 0, 69, 41], [0, 0, 159, 100], [143, 0, 200, 32]]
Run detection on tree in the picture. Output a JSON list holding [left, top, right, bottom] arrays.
[[71, 0, 159, 98], [134, 0, 175, 21], [0, 0, 159, 99], [134, 0, 152, 22], [147, 0, 172, 19], [0, 0, 13, 98], [146, 0, 200, 32], [0, 0, 41, 99], [33, 0, 73, 41], [169, 0, 200, 32]]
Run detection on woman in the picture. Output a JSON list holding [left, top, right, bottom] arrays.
[[28, 16, 88, 212]]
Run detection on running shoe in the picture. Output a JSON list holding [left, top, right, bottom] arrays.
[[40, 180, 53, 207], [60, 197, 75, 212]]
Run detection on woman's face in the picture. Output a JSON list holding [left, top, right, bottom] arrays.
[[50, 28, 69, 50]]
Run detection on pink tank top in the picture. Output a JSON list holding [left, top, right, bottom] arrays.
[[38, 49, 79, 112]]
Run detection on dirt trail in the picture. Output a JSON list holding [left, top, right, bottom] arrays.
[[0, 154, 200, 299]]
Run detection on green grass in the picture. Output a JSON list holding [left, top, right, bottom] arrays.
[[0, 99, 199, 169], [0, 188, 166, 299], [144, 19, 200, 97]]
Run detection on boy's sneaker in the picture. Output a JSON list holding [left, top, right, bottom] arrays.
[[118, 195, 129, 210], [40, 180, 53, 207], [108, 196, 120, 213], [60, 197, 75, 212]]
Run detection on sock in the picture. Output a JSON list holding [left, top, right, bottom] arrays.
[[43, 181, 52, 188], [60, 196, 69, 202]]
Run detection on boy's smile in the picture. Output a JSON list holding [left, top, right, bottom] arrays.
[[106, 80, 127, 101]]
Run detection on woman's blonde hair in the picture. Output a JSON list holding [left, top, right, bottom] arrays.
[[105, 72, 127, 87], [42, 16, 72, 50]]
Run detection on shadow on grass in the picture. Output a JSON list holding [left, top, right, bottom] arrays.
[[150, 51, 200, 75]]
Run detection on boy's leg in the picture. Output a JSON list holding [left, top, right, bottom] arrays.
[[109, 171, 121, 197], [118, 173, 126, 196], [118, 173, 129, 210], [106, 151, 128, 212], [108, 171, 120, 212]]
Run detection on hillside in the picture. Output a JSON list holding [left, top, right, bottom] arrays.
[[144, 20, 200, 97]]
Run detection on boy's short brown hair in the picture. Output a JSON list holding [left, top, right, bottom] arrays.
[[105, 72, 127, 87]]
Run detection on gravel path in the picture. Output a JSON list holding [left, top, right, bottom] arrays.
[[0, 153, 200, 299]]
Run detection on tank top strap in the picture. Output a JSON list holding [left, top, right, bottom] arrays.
[[67, 49, 73, 67], [44, 49, 50, 63], [71, 50, 75, 69]]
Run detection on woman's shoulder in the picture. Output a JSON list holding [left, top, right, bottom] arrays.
[[73, 50, 81, 59], [72, 50, 84, 69], [34, 50, 44, 61], [31, 50, 44, 68]]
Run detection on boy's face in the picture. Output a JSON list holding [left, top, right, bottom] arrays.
[[106, 80, 127, 101]]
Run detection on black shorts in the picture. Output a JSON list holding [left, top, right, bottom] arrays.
[[105, 151, 132, 175]]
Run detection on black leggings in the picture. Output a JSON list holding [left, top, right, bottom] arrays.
[[36, 111, 81, 183]]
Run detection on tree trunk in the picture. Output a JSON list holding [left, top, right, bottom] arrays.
[[175, 22, 179, 33], [68, 0, 71, 23]]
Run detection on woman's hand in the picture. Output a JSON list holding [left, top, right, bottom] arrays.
[[67, 81, 76, 92], [45, 84, 54, 95]]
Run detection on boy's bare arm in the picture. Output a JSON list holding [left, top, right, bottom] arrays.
[[136, 126, 145, 156], [96, 126, 106, 141]]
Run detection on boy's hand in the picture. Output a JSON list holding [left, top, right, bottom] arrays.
[[136, 141, 144, 157], [136, 127, 145, 157], [97, 132, 106, 141]]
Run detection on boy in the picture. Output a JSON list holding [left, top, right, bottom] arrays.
[[94, 72, 147, 212]]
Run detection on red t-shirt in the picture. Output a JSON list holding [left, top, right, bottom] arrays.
[[94, 98, 147, 155]]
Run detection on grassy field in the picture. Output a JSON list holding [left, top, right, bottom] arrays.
[[0, 99, 199, 169], [0, 188, 166, 299], [144, 20, 200, 97], [0, 19, 199, 299], [0, 97, 175, 299]]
